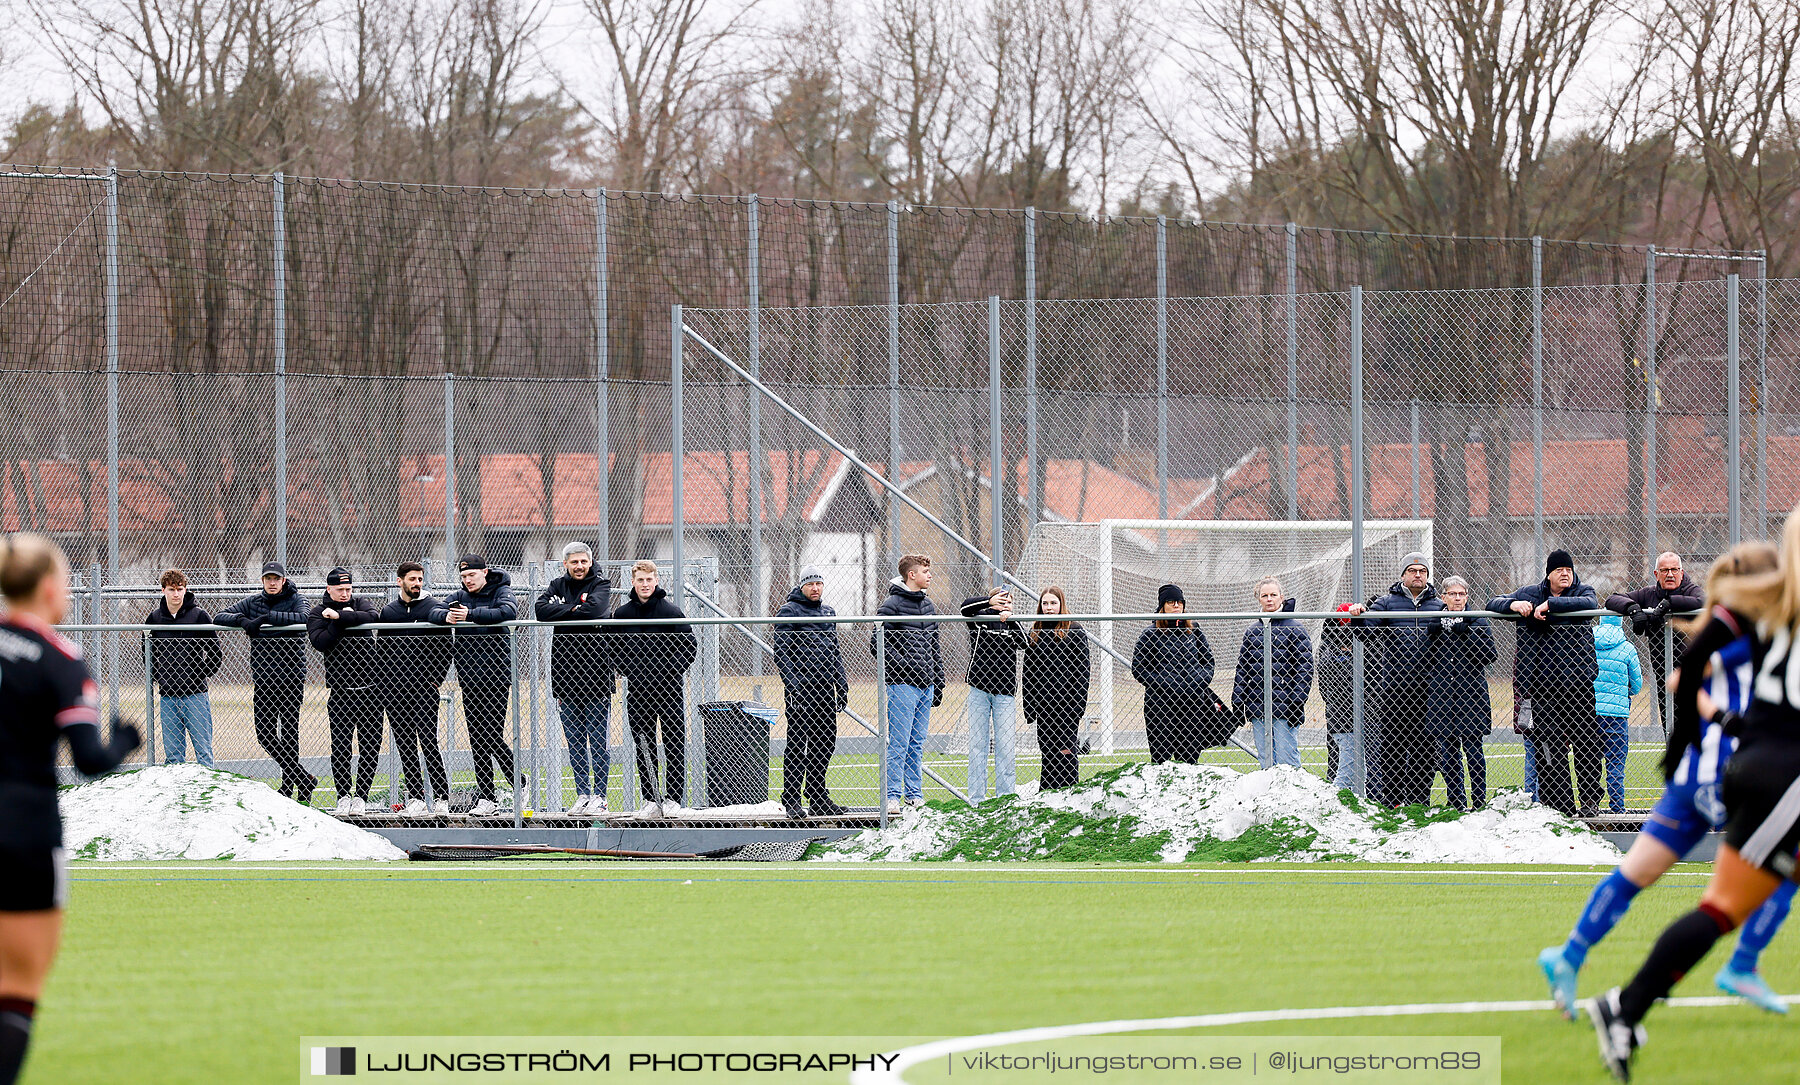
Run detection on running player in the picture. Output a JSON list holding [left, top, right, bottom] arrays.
[[0, 533, 140, 1085], [1539, 541, 1795, 1017], [1592, 512, 1800, 1080]]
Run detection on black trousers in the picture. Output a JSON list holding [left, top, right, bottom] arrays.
[[1035, 711, 1082, 790], [1531, 686, 1602, 816], [1438, 734, 1487, 810], [781, 691, 839, 806], [1379, 689, 1432, 807], [627, 688, 686, 805], [389, 692, 448, 802], [463, 681, 516, 802], [328, 686, 384, 802], [253, 681, 306, 785]]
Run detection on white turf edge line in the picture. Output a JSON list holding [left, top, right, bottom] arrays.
[[73, 863, 1699, 876], [849, 995, 1796, 1085]]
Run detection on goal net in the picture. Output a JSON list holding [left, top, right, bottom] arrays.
[[1015, 519, 1435, 753]]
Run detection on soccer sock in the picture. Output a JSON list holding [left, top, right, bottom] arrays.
[[1563, 868, 1642, 969], [0, 997, 36, 1085], [1618, 903, 1735, 1024], [1729, 878, 1797, 974]]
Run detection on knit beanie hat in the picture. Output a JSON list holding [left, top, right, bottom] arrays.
[[1546, 549, 1574, 575], [1157, 583, 1186, 608]]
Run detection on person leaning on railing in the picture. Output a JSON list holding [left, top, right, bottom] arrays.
[[610, 560, 697, 815], [214, 561, 313, 803], [308, 568, 384, 815], [430, 556, 519, 817], [534, 541, 616, 816], [379, 562, 453, 817], [1348, 552, 1444, 807], [1605, 551, 1704, 725], [1022, 586, 1089, 790]]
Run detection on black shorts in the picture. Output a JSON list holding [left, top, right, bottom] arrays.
[[0, 846, 67, 911], [1722, 739, 1800, 877]]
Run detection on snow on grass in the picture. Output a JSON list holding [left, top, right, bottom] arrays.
[[816, 762, 1621, 864], [62, 765, 406, 861]]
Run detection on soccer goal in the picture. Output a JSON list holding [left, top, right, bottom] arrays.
[[1016, 519, 1435, 753]]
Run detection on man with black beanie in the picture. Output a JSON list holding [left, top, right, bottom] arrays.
[[309, 568, 384, 814], [1489, 549, 1601, 817], [380, 562, 453, 815], [431, 555, 519, 817], [215, 561, 313, 801]]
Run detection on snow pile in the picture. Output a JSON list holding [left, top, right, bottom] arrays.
[[816, 762, 1621, 864], [62, 765, 406, 861]]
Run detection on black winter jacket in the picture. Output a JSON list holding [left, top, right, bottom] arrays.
[[960, 595, 1025, 696], [1606, 574, 1705, 665], [1022, 624, 1090, 721], [869, 580, 944, 696], [1231, 598, 1315, 724], [772, 587, 848, 705], [1354, 582, 1445, 691], [308, 593, 383, 690], [379, 594, 453, 699], [144, 591, 222, 698], [1423, 614, 1498, 738], [535, 573, 616, 700], [215, 582, 310, 686], [611, 586, 697, 689], [1318, 618, 1356, 733], [429, 570, 517, 686], [1131, 624, 1216, 698], [1486, 577, 1600, 695]]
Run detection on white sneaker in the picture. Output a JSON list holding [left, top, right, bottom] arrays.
[[332, 797, 353, 815], [570, 795, 591, 816], [348, 797, 367, 815], [633, 802, 663, 818], [590, 796, 607, 814], [660, 801, 686, 818], [430, 799, 450, 816], [470, 798, 499, 817], [885, 798, 903, 815], [403, 798, 427, 817]]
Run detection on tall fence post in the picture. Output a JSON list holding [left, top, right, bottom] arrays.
[[1155, 215, 1169, 521], [1532, 235, 1544, 563], [105, 167, 120, 706], [1285, 222, 1299, 521], [887, 201, 901, 574], [1025, 207, 1038, 531], [672, 305, 685, 606], [876, 621, 889, 829], [443, 372, 457, 567], [747, 194, 764, 664], [988, 295, 1004, 579], [1728, 272, 1741, 546], [596, 189, 610, 562], [1260, 613, 1274, 770], [1645, 246, 1658, 569], [1756, 253, 1769, 538], [1350, 286, 1366, 798], [273, 171, 288, 568], [1409, 398, 1420, 519]]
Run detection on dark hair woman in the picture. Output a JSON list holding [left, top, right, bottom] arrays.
[[1023, 587, 1090, 789], [1130, 583, 1216, 764]]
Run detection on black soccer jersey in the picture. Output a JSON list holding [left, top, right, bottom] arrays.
[[0, 612, 99, 847]]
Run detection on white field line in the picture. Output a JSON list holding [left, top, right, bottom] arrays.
[[72, 863, 1704, 876], [849, 996, 1790, 1085]]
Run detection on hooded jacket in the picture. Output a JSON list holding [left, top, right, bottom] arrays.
[[144, 591, 223, 698], [1231, 598, 1314, 724], [308, 592, 383, 690], [610, 585, 697, 689], [869, 579, 944, 695], [1423, 613, 1498, 738], [960, 595, 1026, 696], [1353, 581, 1445, 691], [1593, 614, 1645, 718], [1486, 575, 1600, 694], [1022, 623, 1090, 722], [772, 585, 849, 704], [379, 593, 453, 699], [535, 572, 616, 700], [215, 580, 310, 685], [429, 569, 517, 685]]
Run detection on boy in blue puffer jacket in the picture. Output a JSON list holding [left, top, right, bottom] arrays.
[[1593, 613, 1643, 813]]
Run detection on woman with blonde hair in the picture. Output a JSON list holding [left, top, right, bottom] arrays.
[[1022, 586, 1090, 789], [1592, 520, 1800, 1078], [0, 534, 141, 1085]]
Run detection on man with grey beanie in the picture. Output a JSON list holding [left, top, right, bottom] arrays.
[[772, 566, 850, 818], [1348, 551, 1444, 805]]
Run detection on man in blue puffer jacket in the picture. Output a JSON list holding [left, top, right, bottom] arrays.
[[1232, 577, 1314, 769], [1593, 613, 1644, 814]]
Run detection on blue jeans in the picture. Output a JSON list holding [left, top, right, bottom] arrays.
[[966, 688, 1016, 801], [1330, 732, 1360, 790], [885, 684, 932, 801], [1252, 718, 1299, 769], [160, 692, 214, 768], [1599, 715, 1630, 813], [560, 698, 611, 798], [1522, 734, 1538, 800]]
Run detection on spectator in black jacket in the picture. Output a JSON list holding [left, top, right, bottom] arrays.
[[961, 584, 1026, 802], [1349, 552, 1444, 806], [145, 569, 221, 769], [1488, 549, 1601, 816], [380, 562, 452, 816], [1232, 577, 1314, 770], [871, 554, 943, 815], [1425, 576, 1498, 810], [772, 566, 850, 818], [536, 541, 616, 815], [1605, 552, 1705, 728], [309, 568, 383, 815], [1023, 586, 1089, 790], [216, 562, 313, 801], [1131, 584, 1218, 764], [1320, 604, 1357, 788], [612, 560, 698, 814], [431, 556, 519, 816]]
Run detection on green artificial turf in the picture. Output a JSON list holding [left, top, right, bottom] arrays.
[[28, 861, 1798, 1083]]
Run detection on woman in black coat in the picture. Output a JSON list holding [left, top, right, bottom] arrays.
[[1023, 586, 1090, 789], [1425, 576, 1498, 810], [1131, 583, 1217, 763]]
